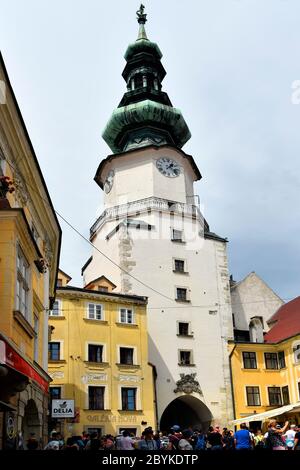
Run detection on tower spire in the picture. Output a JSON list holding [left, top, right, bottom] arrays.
[[136, 4, 148, 41]]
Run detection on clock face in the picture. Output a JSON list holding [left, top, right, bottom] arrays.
[[156, 158, 181, 178], [104, 169, 115, 194]]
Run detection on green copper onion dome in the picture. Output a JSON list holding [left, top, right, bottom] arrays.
[[102, 5, 191, 154]]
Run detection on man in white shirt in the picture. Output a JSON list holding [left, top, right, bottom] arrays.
[[284, 424, 296, 449]]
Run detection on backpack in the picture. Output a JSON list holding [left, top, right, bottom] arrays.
[[195, 434, 206, 450]]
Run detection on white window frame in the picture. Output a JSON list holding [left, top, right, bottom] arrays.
[[117, 345, 137, 365], [178, 349, 193, 366], [49, 299, 62, 317], [48, 340, 64, 360], [292, 342, 300, 364], [177, 321, 191, 336], [175, 286, 189, 301], [118, 385, 141, 411], [171, 228, 184, 242], [16, 245, 30, 321], [244, 385, 261, 407], [87, 302, 104, 321], [85, 342, 106, 363], [119, 308, 135, 324], [173, 257, 187, 273], [86, 384, 109, 410]]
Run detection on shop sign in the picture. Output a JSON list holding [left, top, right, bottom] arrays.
[[51, 400, 75, 418]]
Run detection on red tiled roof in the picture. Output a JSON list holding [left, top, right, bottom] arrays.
[[264, 296, 300, 343]]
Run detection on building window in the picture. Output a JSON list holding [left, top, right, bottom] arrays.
[[98, 286, 108, 292], [49, 300, 61, 316], [50, 387, 61, 400], [264, 352, 278, 370], [278, 351, 286, 369], [88, 344, 103, 363], [282, 386, 290, 405], [34, 316, 39, 362], [242, 352, 257, 369], [174, 259, 185, 273], [171, 229, 183, 242], [121, 388, 136, 411], [120, 308, 134, 324], [120, 347, 134, 365], [179, 350, 192, 365], [246, 387, 261, 406], [293, 344, 300, 363], [48, 342, 60, 361], [268, 387, 282, 406], [176, 288, 187, 301], [88, 303, 103, 320], [88, 386, 105, 410], [16, 246, 30, 320], [298, 382, 300, 400], [178, 322, 189, 336]]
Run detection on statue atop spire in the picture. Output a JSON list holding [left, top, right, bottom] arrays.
[[136, 4, 147, 24]]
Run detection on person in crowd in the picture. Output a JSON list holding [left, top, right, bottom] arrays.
[[253, 429, 264, 449], [137, 427, 158, 450], [84, 432, 101, 451], [63, 437, 79, 451], [293, 426, 300, 450], [160, 431, 170, 450], [206, 425, 223, 450], [116, 430, 134, 450], [178, 429, 193, 450], [44, 432, 60, 450], [284, 424, 296, 450], [266, 419, 289, 450], [81, 432, 90, 447], [26, 433, 39, 450], [222, 429, 235, 450], [56, 432, 65, 449], [168, 425, 182, 450], [102, 435, 115, 449], [234, 423, 253, 450], [153, 432, 162, 449]]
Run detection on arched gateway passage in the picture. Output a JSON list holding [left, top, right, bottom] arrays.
[[22, 399, 41, 446], [160, 396, 212, 432]]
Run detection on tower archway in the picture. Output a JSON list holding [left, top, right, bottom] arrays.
[[22, 399, 41, 447], [160, 395, 212, 432]]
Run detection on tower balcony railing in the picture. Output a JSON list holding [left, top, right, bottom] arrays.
[[90, 196, 202, 238]]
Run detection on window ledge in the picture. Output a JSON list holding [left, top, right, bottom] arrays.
[[171, 239, 186, 244], [177, 334, 194, 338], [242, 368, 259, 371], [116, 322, 139, 328], [178, 363, 196, 367], [118, 410, 143, 413], [49, 315, 65, 320], [83, 319, 108, 325], [116, 364, 141, 369], [173, 270, 189, 275], [264, 368, 280, 372], [13, 310, 35, 338], [83, 409, 110, 412], [48, 359, 66, 364], [175, 299, 191, 303], [84, 361, 109, 368]]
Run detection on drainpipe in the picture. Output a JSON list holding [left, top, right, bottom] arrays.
[[229, 343, 237, 430]]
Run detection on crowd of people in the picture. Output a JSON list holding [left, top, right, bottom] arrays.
[[25, 419, 300, 451]]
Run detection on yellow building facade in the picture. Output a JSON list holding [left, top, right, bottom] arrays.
[[48, 272, 156, 437], [229, 336, 300, 429], [0, 53, 61, 448]]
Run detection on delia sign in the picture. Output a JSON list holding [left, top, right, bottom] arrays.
[[51, 400, 75, 418]]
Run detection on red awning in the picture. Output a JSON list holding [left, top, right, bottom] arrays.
[[0, 338, 49, 393]]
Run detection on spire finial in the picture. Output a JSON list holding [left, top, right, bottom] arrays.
[[136, 4, 147, 25]]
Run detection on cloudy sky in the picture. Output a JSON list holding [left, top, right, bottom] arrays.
[[1, 0, 299, 300]]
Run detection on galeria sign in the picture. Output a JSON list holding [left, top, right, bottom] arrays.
[[51, 400, 75, 418]]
